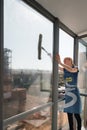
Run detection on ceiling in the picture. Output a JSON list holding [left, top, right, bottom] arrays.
[[36, 0, 87, 36]]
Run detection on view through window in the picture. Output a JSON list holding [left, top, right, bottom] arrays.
[[4, 0, 53, 122]]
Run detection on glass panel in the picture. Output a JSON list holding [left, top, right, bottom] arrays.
[[59, 29, 74, 62], [78, 42, 87, 92], [82, 96, 87, 129], [4, 106, 52, 130], [78, 40, 87, 129], [4, 0, 53, 119], [82, 37, 87, 43], [58, 28, 74, 99], [57, 29, 74, 129]]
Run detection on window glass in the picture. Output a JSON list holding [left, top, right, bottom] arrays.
[[58, 29, 74, 88], [59, 29, 74, 62], [78, 41, 87, 130], [78, 42, 87, 90], [4, 0, 53, 119], [57, 29, 74, 130]]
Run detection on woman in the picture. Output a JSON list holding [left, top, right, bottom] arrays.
[[55, 54, 82, 130]]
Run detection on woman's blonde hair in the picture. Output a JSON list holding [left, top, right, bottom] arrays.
[[63, 57, 74, 65]]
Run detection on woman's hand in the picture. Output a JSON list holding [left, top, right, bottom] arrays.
[[55, 54, 61, 64]]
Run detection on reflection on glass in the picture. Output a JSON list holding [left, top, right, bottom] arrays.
[[78, 41, 87, 129], [78, 42, 87, 91], [4, 0, 53, 119], [5, 107, 52, 130]]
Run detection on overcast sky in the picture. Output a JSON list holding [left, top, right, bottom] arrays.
[[4, 0, 74, 71]]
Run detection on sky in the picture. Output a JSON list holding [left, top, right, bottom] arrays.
[[4, 0, 74, 71]]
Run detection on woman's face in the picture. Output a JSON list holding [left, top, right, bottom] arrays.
[[64, 58, 72, 66]]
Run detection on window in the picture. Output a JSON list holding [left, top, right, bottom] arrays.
[[59, 29, 74, 62], [4, 0, 53, 120]]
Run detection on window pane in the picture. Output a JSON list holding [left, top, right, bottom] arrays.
[[78, 42, 87, 90], [59, 29, 74, 62], [57, 29, 74, 130], [4, 0, 53, 120], [78, 41, 87, 130]]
